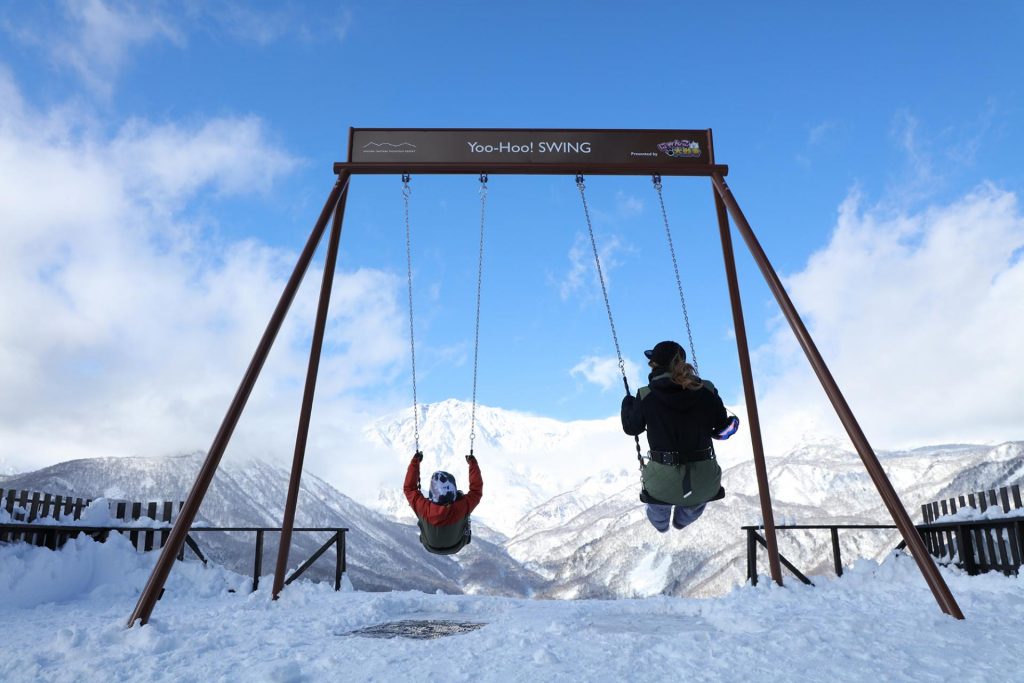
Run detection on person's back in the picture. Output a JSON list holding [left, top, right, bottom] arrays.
[[621, 341, 736, 531], [403, 453, 483, 554], [632, 373, 727, 454]]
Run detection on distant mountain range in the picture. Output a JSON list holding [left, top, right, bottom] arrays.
[[0, 453, 541, 596], [3, 399, 1021, 599]]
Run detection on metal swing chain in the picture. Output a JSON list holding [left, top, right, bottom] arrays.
[[576, 175, 643, 465], [653, 175, 699, 375], [468, 174, 487, 457], [402, 174, 421, 453]]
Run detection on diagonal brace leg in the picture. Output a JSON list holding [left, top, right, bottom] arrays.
[[126, 177, 347, 627]]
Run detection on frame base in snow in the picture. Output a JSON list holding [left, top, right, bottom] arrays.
[[341, 620, 486, 640]]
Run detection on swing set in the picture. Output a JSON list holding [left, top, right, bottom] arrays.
[[127, 128, 965, 626]]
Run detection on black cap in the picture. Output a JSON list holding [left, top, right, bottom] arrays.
[[644, 340, 685, 367]]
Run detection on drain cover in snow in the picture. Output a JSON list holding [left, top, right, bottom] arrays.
[[344, 619, 486, 640]]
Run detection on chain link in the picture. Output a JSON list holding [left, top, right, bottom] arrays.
[[468, 174, 487, 456], [653, 176, 699, 375], [402, 175, 420, 452], [577, 175, 629, 393], [578, 176, 642, 466]]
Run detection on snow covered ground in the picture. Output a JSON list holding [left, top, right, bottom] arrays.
[[2, 533, 1021, 682]]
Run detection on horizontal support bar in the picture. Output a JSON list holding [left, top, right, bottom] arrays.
[[741, 524, 898, 530], [0, 524, 348, 533], [332, 161, 729, 177], [918, 520, 1024, 532]]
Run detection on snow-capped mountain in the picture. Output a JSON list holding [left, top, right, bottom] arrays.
[[362, 398, 751, 536], [363, 398, 626, 535], [507, 440, 1024, 599], [364, 400, 1022, 599], [0, 453, 543, 596], [5, 400, 1021, 601]]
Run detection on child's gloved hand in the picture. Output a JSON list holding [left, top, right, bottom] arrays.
[[413, 451, 424, 462]]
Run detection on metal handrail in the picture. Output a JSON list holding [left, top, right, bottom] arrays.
[[742, 523, 898, 586]]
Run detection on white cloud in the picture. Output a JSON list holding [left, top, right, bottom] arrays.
[[3, 1, 354, 99], [186, 2, 354, 47], [0, 76, 407, 472], [808, 120, 835, 146], [615, 191, 643, 217], [556, 232, 626, 302], [570, 355, 641, 393], [55, 0, 182, 96], [753, 184, 1024, 453], [110, 117, 299, 204]]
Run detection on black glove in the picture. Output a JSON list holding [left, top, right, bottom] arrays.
[[465, 454, 476, 463], [413, 451, 423, 462]]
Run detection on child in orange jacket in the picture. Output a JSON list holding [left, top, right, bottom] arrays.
[[403, 453, 483, 527]]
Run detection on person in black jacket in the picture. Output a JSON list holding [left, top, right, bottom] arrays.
[[621, 340, 738, 532]]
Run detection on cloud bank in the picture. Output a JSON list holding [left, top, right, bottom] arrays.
[[0, 74, 407, 473], [752, 184, 1024, 453]]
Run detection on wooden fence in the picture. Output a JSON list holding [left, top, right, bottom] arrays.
[[919, 484, 1023, 576], [0, 488, 182, 552], [921, 484, 1023, 525]]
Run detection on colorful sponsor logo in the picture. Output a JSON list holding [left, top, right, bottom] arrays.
[[657, 139, 701, 159]]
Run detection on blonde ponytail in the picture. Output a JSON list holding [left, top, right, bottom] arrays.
[[669, 354, 702, 390]]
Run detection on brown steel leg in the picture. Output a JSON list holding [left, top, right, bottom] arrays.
[[710, 172, 964, 620], [126, 177, 346, 627], [272, 171, 351, 599], [714, 186, 784, 587]]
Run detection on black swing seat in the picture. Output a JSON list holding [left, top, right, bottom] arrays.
[[640, 486, 726, 506], [417, 517, 472, 556]]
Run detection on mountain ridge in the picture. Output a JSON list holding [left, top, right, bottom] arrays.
[[4, 399, 1021, 600]]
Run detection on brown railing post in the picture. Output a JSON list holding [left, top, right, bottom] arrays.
[[334, 531, 344, 591], [711, 171, 964, 620], [831, 527, 843, 577], [956, 525, 976, 575], [1015, 521, 1024, 575], [746, 527, 758, 586], [273, 171, 351, 600], [126, 177, 345, 627], [714, 183, 783, 587], [253, 529, 264, 593]]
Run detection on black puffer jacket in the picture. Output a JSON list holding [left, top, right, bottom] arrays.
[[621, 371, 731, 453]]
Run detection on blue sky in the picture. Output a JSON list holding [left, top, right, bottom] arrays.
[[1, 1, 1022, 470]]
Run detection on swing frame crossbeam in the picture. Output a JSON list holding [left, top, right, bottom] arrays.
[[127, 128, 964, 627]]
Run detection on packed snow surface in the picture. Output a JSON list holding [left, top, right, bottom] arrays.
[[1, 533, 1021, 682]]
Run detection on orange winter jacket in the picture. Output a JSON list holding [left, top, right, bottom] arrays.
[[403, 456, 483, 526]]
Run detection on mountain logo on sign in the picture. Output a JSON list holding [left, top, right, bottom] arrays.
[[362, 142, 417, 153]]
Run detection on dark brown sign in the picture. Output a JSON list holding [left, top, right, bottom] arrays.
[[348, 128, 713, 168]]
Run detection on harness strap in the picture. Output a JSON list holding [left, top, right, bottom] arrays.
[[682, 466, 694, 499], [647, 446, 714, 466]]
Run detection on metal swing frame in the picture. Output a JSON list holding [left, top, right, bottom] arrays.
[[127, 128, 964, 626]]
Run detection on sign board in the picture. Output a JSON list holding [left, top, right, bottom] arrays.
[[347, 128, 713, 169]]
